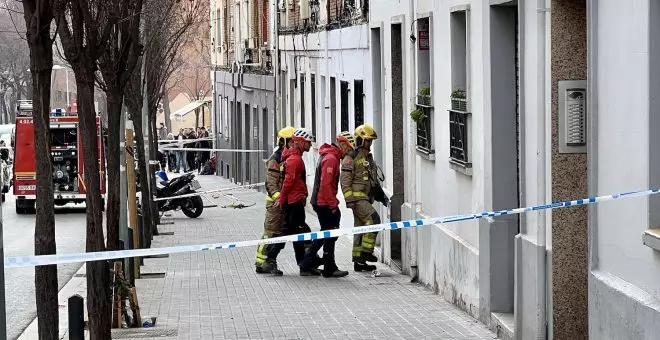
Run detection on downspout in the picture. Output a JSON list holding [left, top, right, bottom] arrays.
[[324, 0, 330, 141], [536, 0, 550, 337], [273, 0, 280, 129], [409, 0, 419, 281]]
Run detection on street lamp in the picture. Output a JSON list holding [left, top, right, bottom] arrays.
[[52, 64, 70, 106]]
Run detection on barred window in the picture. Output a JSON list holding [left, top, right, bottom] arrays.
[[449, 109, 470, 166]]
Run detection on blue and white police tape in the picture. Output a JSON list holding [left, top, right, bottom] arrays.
[[152, 182, 266, 201], [5, 188, 659, 268], [157, 147, 265, 153]]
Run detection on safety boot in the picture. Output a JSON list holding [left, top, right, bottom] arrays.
[[322, 269, 349, 278], [262, 261, 283, 276], [300, 268, 322, 276], [360, 253, 378, 263], [255, 266, 267, 274], [353, 262, 377, 272]]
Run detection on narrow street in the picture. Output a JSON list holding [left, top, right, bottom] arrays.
[[3, 193, 88, 340]]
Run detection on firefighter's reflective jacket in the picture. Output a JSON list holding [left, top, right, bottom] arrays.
[[265, 147, 285, 208], [340, 147, 379, 204]]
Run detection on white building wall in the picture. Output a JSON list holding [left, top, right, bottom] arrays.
[[278, 25, 371, 227], [589, 0, 660, 338]]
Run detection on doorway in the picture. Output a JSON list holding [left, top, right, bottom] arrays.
[[389, 23, 405, 267], [488, 1, 519, 321]]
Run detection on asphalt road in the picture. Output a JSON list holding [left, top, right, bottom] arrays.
[[2, 192, 89, 340]]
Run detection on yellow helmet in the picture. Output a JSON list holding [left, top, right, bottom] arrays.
[[277, 126, 295, 146], [354, 124, 377, 147]]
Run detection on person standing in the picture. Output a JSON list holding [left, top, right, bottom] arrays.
[[298, 132, 355, 278], [264, 128, 318, 276], [175, 129, 187, 173], [255, 126, 295, 274], [340, 124, 390, 272]]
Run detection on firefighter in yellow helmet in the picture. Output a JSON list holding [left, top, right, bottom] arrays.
[[255, 126, 295, 274], [340, 124, 390, 272]]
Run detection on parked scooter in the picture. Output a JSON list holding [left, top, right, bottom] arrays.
[[138, 171, 204, 218]]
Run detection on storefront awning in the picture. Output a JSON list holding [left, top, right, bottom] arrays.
[[169, 99, 211, 119]]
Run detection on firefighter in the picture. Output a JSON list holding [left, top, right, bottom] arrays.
[[255, 126, 295, 274], [341, 124, 390, 272], [298, 131, 355, 278], [264, 127, 319, 276]]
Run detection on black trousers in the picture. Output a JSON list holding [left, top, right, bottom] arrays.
[[299, 205, 340, 271], [266, 200, 310, 264]]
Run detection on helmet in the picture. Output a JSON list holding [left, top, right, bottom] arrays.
[[336, 131, 355, 148], [292, 127, 314, 142], [277, 126, 295, 145], [354, 124, 378, 140]]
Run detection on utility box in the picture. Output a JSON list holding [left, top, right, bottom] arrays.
[[558, 80, 587, 154]]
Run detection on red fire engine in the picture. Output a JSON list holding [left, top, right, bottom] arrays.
[[13, 100, 106, 214]]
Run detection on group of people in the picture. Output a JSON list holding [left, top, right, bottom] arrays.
[[254, 124, 389, 278], [160, 124, 213, 174]]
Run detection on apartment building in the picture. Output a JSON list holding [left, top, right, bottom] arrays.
[[211, 0, 276, 185]]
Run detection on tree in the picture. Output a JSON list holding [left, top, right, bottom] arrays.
[[55, 0, 117, 337], [1, 2, 31, 123], [168, 11, 210, 128], [123, 0, 203, 247], [97, 0, 144, 253], [20, 0, 58, 338]]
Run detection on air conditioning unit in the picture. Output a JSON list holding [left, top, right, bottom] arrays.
[[300, 0, 310, 19]]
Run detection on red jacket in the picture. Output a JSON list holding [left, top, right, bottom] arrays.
[[278, 146, 308, 205], [311, 144, 341, 209]]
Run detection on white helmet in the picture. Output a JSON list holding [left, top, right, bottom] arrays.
[[292, 127, 314, 142]]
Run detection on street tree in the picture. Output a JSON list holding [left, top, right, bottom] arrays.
[[1, 2, 31, 123], [124, 0, 204, 247], [97, 0, 144, 252], [55, 0, 117, 337], [20, 0, 58, 338]]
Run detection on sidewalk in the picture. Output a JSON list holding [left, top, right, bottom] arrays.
[[129, 175, 496, 340]]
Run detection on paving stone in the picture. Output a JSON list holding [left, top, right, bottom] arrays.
[[134, 175, 497, 339]]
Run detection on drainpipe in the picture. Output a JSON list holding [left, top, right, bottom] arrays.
[[273, 0, 280, 129], [536, 0, 550, 337], [408, 0, 419, 281], [325, 32, 330, 140]]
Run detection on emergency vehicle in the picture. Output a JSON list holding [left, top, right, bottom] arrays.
[[13, 100, 106, 214]]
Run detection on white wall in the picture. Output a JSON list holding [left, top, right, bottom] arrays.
[[278, 25, 370, 226], [595, 0, 660, 296]]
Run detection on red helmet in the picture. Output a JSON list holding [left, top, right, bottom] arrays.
[[336, 131, 355, 149]]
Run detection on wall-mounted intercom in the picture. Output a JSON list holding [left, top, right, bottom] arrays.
[[558, 80, 587, 154]]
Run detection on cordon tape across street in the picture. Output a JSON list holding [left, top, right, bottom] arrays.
[[5, 188, 658, 268]]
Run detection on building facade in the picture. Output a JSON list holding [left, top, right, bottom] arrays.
[[210, 0, 660, 339], [211, 0, 276, 184]]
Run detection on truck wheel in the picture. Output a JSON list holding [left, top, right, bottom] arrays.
[[26, 200, 36, 214], [101, 198, 106, 212]]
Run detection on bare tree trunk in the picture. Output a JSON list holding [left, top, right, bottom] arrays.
[[163, 94, 172, 132], [76, 74, 111, 339], [131, 106, 153, 248], [22, 1, 58, 338], [105, 91, 122, 251]]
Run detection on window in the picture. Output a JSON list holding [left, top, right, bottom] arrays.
[[300, 74, 306, 127], [216, 9, 222, 51], [415, 106, 433, 152], [340, 80, 349, 131], [449, 9, 471, 170], [449, 110, 470, 167], [311, 74, 317, 138], [330, 77, 337, 136], [354, 80, 364, 127]]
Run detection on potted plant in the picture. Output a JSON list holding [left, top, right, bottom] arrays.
[[451, 88, 467, 111], [417, 87, 432, 106], [410, 107, 425, 124]]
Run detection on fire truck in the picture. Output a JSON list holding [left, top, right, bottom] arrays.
[[13, 100, 106, 214]]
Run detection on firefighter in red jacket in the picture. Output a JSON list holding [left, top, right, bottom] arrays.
[[264, 127, 317, 275], [255, 126, 295, 274], [298, 131, 355, 278]]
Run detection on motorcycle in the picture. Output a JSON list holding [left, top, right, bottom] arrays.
[[138, 171, 205, 218]]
